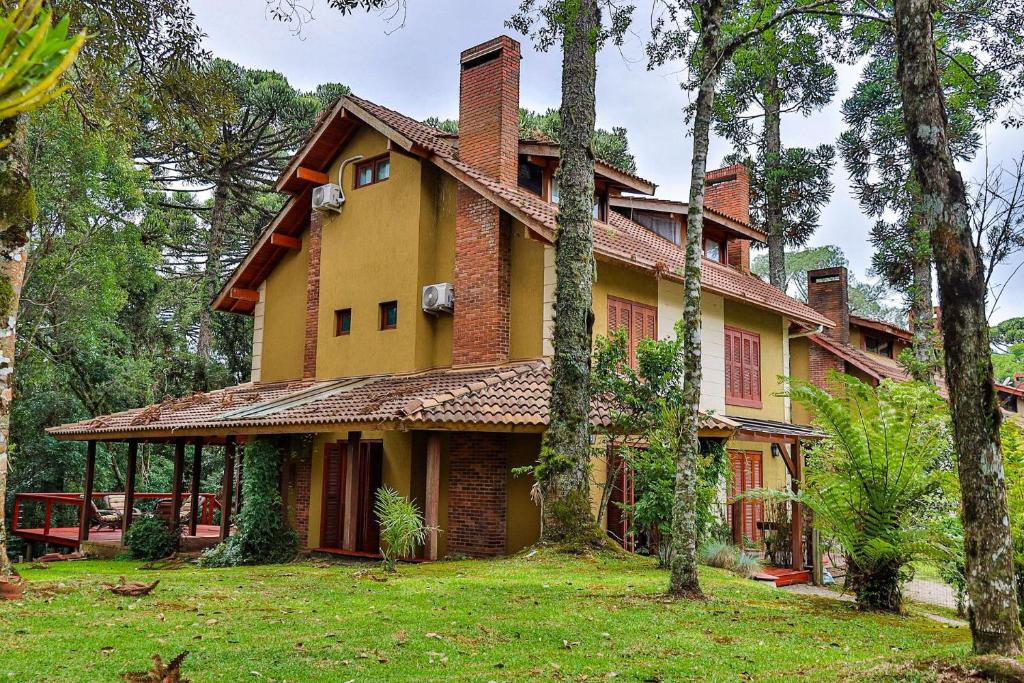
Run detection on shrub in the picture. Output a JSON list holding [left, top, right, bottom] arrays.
[[699, 540, 762, 577], [790, 374, 955, 612], [374, 486, 432, 573], [199, 438, 298, 568], [124, 516, 181, 561]]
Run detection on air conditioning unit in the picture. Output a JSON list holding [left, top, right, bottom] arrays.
[[422, 283, 454, 315], [312, 183, 344, 213]]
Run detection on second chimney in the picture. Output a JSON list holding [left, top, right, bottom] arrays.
[[807, 267, 849, 343], [706, 164, 751, 273], [458, 36, 521, 185]]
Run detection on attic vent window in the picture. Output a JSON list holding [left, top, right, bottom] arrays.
[[811, 275, 840, 283], [461, 47, 502, 71]]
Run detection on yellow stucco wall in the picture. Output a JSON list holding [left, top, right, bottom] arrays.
[[593, 261, 659, 338], [723, 300, 787, 422], [509, 226, 545, 360], [260, 232, 309, 382], [789, 336, 813, 425], [506, 435, 542, 552]]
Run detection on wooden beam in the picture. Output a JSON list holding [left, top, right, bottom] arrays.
[[221, 437, 236, 541], [78, 441, 97, 542], [230, 288, 260, 303], [188, 438, 204, 536], [342, 432, 361, 552], [270, 233, 302, 250], [235, 450, 244, 516], [424, 434, 441, 560], [170, 438, 186, 532], [791, 441, 804, 571], [122, 440, 138, 538], [295, 167, 329, 185]]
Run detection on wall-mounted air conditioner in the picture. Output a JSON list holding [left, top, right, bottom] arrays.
[[422, 283, 454, 315], [312, 183, 344, 213]]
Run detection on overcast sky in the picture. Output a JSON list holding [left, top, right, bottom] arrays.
[[194, 1, 1024, 324]]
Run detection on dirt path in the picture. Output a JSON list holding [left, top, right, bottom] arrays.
[[781, 582, 967, 628]]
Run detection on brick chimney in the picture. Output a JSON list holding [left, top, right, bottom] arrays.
[[452, 37, 520, 366], [706, 164, 751, 273], [458, 36, 521, 185], [807, 267, 849, 343]]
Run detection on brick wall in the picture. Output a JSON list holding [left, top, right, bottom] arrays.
[[453, 186, 511, 365], [807, 267, 849, 342], [809, 343, 846, 389], [458, 36, 521, 186], [447, 433, 507, 557], [303, 210, 323, 378], [705, 164, 750, 223], [293, 453, 311, 547], [727, 240, 750, 273]]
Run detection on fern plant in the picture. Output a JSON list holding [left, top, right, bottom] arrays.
[[789, 372, 956, 611], [374, 486, 434, 573]]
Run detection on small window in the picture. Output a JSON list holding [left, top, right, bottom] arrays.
[[334, 308, 351, 336], [864, 333, 894, 358], [518, 160, 545, 196], [593, 194, 608, 222], [550, 176, 560, 204], [379, 301, 398, 330], [704, 237, 726, 263], [635, 211, 680, 244], [355, 154, 390, 188]]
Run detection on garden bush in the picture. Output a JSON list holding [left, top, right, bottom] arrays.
[[374, 486, 433, 572], [199, 438, 298, 567], [699, 540, 762, 577], [123, 516, 181, 561]]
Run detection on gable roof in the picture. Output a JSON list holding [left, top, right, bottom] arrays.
[[47, 359, 739, 441], [849, 315, 913, 342], [608, 195, 767, 242], [215, 94, 833, 329], [806, 333, 950, 397]]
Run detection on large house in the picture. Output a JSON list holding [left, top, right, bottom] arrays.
[[38, 36, 833, 566]]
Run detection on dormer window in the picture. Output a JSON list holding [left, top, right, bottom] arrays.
[[518, 159, 545, 197], [863, 333, 894, 358], [550, 176, 560, 204], [634, 211, 680, 245], [703, 237, 726, 263]]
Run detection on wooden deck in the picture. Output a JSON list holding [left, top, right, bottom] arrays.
[[15, 524, 222, 549], [753, 566, 812, 587]]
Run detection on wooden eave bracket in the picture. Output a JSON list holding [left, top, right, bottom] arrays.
[[230, 288, 260, 303], [270, 233, 302, 250]]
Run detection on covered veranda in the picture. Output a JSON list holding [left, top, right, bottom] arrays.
[[728, 416, 825, 584], [12, 436, 242, 553]]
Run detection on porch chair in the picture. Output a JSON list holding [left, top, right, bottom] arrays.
[[102, 494, 141, 521], [154, 498, 192, 525], [85, 498, 121, 530]]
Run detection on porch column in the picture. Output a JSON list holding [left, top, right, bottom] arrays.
[[790, 441, 804, 571], [279, 448, 290, 522], [170, 438, 186, 531], [425, 433, 441, 560], [188, 438, 204, 536], [78, 440, 97, 542], [342, 431, 361, 551], [122, 440, 138, 537], [234, 450, 244, 516], [221, 436, 235, 541]]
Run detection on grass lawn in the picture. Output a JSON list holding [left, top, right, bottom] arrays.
[[2, 552, 970, 682]]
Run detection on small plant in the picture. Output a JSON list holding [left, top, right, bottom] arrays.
[[374, 486, 433, 573], [123, 516, 181, 561], [699, 540, 762, 577]]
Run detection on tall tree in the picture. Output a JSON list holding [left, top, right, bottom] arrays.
[[0, 0, 84, 580], [648, 0, 830, 598], [714, 19, 838, 287], [839, 41, 997, 379], [883, 0, 1024, 655], [145, 60, 339, 390]]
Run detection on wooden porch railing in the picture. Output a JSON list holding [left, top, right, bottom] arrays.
[[11, 491, 221, 542]]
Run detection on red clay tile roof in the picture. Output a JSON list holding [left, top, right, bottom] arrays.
[[807, 334, 949, 398], [47, 360, 738, 440], [220, 93, 832, 329]]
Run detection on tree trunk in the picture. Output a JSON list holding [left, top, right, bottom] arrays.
[[0, 115, 33, 578], [908, 218, 935, 381], [893, 0, 1022, 655], [764, 71, 786, 289], [539, 0, 604, 547], [195, 172, 230, 392], [668, 0, 726, 598]]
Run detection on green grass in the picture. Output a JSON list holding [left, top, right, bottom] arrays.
[[1, 552, 970, 682]]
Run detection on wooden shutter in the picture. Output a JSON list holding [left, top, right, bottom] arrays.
[[748, 453, 763, 541], [608, 297, 657, 369], [320, 444, 346, 549], [725, 327, 762, 407]]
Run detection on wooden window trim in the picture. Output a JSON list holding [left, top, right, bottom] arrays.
[[703, 236, 727, 264], [354, 153, 391, 189], [725, 325, 763, 409], [379, 300, 398, 330], [334, 308, 351, 337]]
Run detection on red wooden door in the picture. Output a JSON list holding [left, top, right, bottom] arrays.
[[606, 447, 635, 552], [320, 443, 347, 549], [727, 450, 763, 543], [354, 441, 383, 553]]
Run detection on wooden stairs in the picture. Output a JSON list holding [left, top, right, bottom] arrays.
[[752, 566, 812, 587]]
